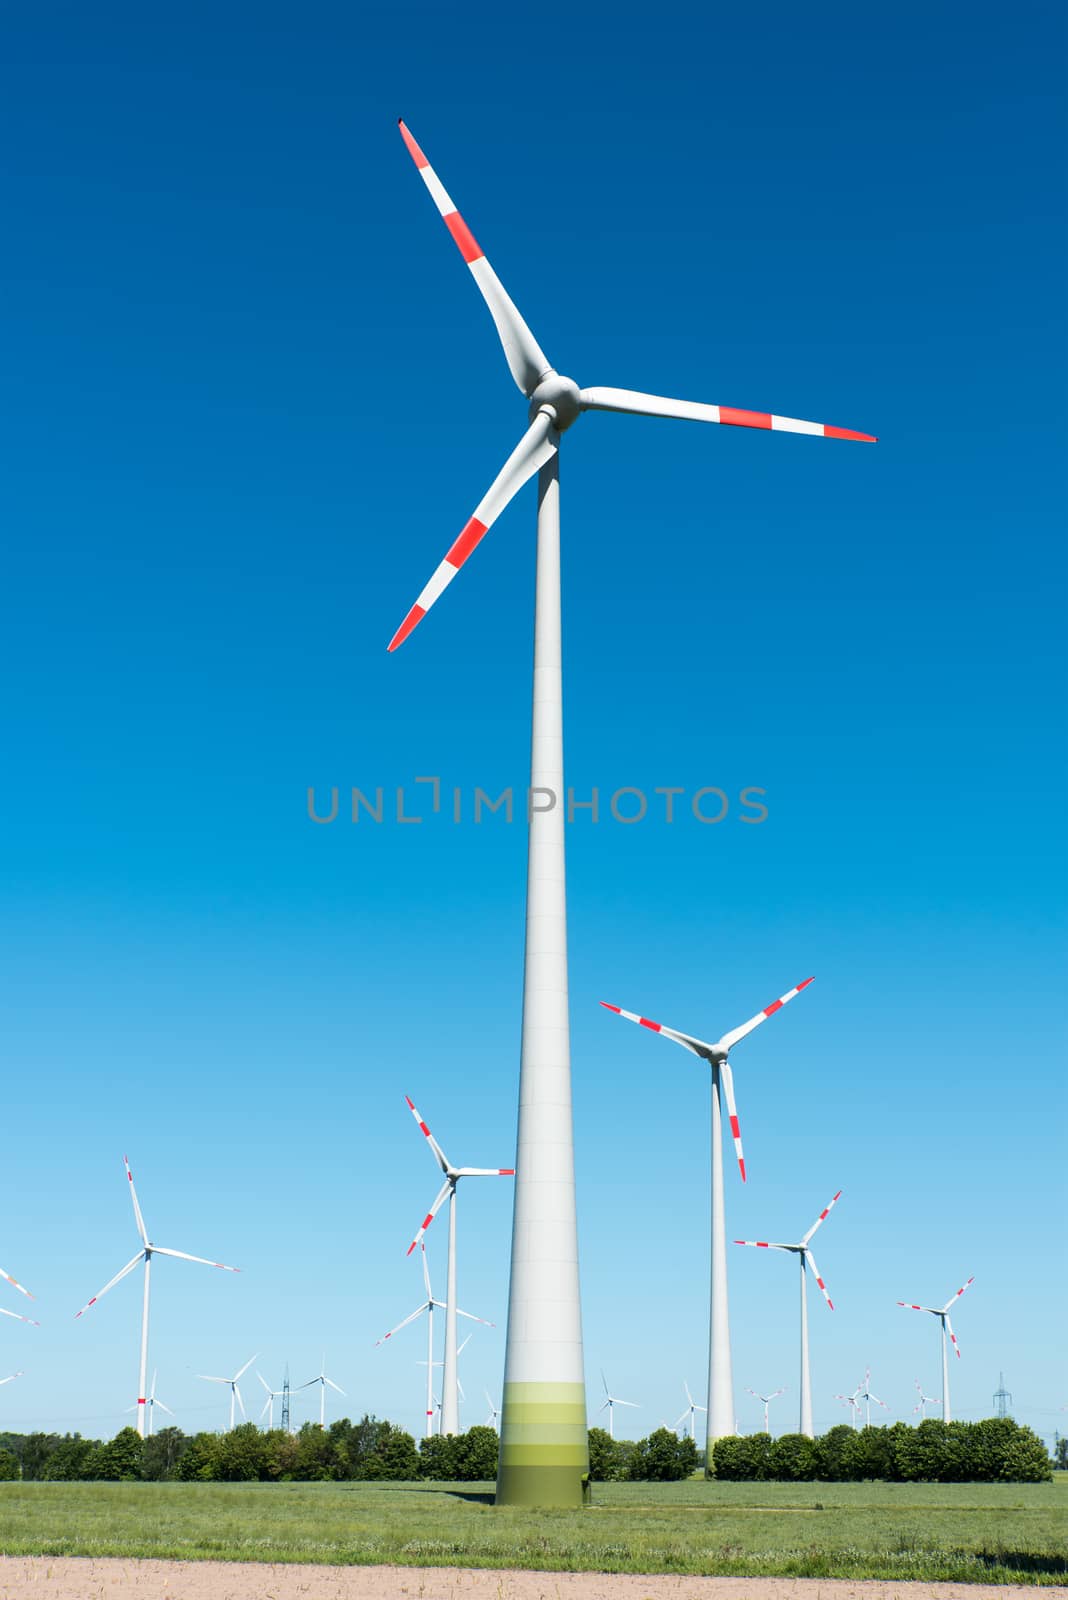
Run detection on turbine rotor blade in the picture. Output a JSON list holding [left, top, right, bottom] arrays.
[[941, 1276, 975, 1314], [234, 1354, 259, 1382], [945, 1315, 962, 1358], [123, 1155, 149, 1246], [419, 1242, 432, 1301], [74, 1250, 145, 1318], [398, 120, 552, 397], [716, 978, 815, 1053], [325, 1378, 346, 1395], [805, 1249, 835, 1311], [0, 1265, 35, 1301], [455, 1307, 495, 1327], [719, 1056, 746, 1182], [406, 1178, 452, 1256], [801, 1190, 843, 1246], [599, 1002, 719, 1061], [456, 1167, 516, 1177], [151, 1246, 240, 1272], [0, 1305, 40, 1326], [404, 1095, 452, 1174], [578, 387, 876, 443], [388, 412, 559, 652], [374, 1302, 429, 1345]]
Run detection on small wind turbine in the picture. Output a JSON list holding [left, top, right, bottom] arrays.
[[391, 115, 875, 1510], [403, 1094, 512, 1436], [299, 1356, 345, 1428], [913, 1379, 940, 1420], [126, 1369, 173, 1437], [198, 1353, 257, 1430], [735, 1189, 842, 1437], [375, 1242, 492, 1438], [0, 1260, 38, 1329], [484, 1391, 501, 1428], [258, 1373, 284, 1429], [74, 1156, 240, 1436], [598, 1370, 639, 1440], [835, 1383, 862, 1429], [746, 1386, 786, 1435], [896, 1276, 974, 1423], [673, 1381, 706, 1441], [856, 1367, 888, 1427]]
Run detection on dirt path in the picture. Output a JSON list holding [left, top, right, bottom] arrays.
[[0, 1560, 1063, 1600]]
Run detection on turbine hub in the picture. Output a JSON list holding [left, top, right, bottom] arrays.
[[529, 372, 581, 432]]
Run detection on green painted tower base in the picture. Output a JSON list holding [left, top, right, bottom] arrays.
[[495, 1381, 589, 1507]]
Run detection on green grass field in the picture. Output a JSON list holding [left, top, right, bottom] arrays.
[[1, 1476, 1065, 1583]]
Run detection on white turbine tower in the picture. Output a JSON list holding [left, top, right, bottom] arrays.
[[856, 1367, 889, 1428], [258, 1373, 284, 1429], [674, 1381, 706, 1441], [403, 1094, 512, 1437], [389, 118, 875, 1507], [74, 1156, 240, 1437], [598, 1370, 639, 1440], [300, 1357, 346, 1429], [375, 1242, 492, 1438], [746, 1386, 786, 1435], [734, 1188, 842, 1437], [198, 1353, 257, 1431], [896, 1276, 974, 1422], [126, 1369, 173, 1437], [0, 1260, 37, 1331], [601, 978, 815, 1456], [913, 1379, 940, 1420]]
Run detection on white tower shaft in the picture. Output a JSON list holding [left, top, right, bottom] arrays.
[[442, 1187, 459, 1434], [706, 1063, 734, 1452], [799, 1253, 813, 1437], [136, 1253, 151, 1439], [941, 1317, 951, 1423], [497, 457, 588, 1507]]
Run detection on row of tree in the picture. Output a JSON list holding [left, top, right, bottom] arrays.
[[710, 1418, 1052, 1483], [0, 1415, 1052, 1484]]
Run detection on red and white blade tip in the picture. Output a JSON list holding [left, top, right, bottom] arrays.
[[765, 978, 815, 1018], [599, 1001, 662, 1033]]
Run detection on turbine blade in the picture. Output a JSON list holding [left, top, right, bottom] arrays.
[[406, 1178, 452, 1256], [454, 1307, 495, 1327], [73, 1250, 144, 1318], [941, 1276, 975, 1314], [404, 1095, 452, 1174], [419, 1242, 432, 1301], [123, 1155, 149, 1246], [946, 1315, 962, 1358], [155, 1399, 174, 1416], [388, 412, 559, 652], [578, 386, 876, 442], [0, 1265, 35, 1302], [151, 1246, 240, 1272], [0, 1305, 40, 1327], [374, 1302, 429, 1345], [233, 1354, 259, 1381], [733, 1239, 790, 1250], [456, 1167, 516, 1177], [258, 1373, 271, 1394], [716, 978, 815, 1053], [325, 1378, 346, 1395], [398, 120, 552, 397], [801, 1189, 843, 1246], [0, 1373, 24, 1385], [234, 1384, 246, 1419], [599, 1002, 719, 1061], [719, 1056, 746, 1182], [896, 1301, 937, 1313], [805, 1249, 835, 1311]]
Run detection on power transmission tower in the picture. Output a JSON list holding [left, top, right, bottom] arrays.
[[993, 1372, 1012, 1418], [281, 1364, 291, 1433]]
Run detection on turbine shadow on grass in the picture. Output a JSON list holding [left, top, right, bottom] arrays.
[[974, 1549, 1068, 1577]]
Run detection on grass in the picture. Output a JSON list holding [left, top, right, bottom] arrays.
[[0, 1476, 1066, 1583]]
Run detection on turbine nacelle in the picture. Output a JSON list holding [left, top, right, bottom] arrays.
[[529, 373, 582, 432]]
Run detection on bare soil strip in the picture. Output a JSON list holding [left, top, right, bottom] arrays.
[[1, 1560, 1065, 1600]]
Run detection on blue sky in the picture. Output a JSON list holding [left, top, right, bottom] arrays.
[[1, 1, 1065, 1447]]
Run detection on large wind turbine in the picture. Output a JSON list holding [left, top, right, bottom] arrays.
[[896, 1276, 974, 1422], [74, 1156, 240, 1437], [403, 1094, 512, 1437], [601, 979, 815, 1458], [734, 1188, 842, 1437], [198, 1353, 257, 1430], [390, 118, 874, 1506], [375, 1241, 492, 1438]]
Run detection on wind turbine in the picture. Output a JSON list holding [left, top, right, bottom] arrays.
[[299, 1356, 345, 1429], [389, 117, 875, 1508], [746, 1386, 786, 1435], [419, 1332, 473, 1430], [403, 1094, 512, 1437], [913, 1379, 940, 1420], [734, 1188, 842, 1437], [896, 1276, 974, 1422], [835, 1383, 862, 1429], [856, 1367, 889, 1427], [485, 1391, 502, 1428], [198, 1354, 257, 1430], [674, 1380, 706, 1441], [258, 1373, 284, 1429], [126, 1369, 173, 1437], [74, 1156, 240, 1437], [375, 1242, 492, 1438], [601, 978, 815, 1454], [598, 1370, 639, 1440]]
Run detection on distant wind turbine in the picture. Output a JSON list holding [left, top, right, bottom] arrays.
[[913, 1379, 940, 1420], [484, 1391, 501, 1428], [673, 1381, 706, 1441], [126, 1368, 173, 1437], [835, 1383, 862, 1429], [258, 1373, 284, 1429], [856, 1367, 889, 1428], [74, 1157, 240, 1437], [198, 1353, 258, 1430], [745, 1386, 786, 1435], [375, 1242, 492, 1437], [598, 1370, 639, 1440], [299, 1356, 345, 1428], [896, 1276, 974, 1423]]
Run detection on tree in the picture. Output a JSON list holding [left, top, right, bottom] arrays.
[[175, 1432, 221, 1481], [586, 1426, 620, 1481], [712, 1432, 773, 1481], [141, 1426, 187, 1481], [769, 1432, 818, 1481], [215, 1422, 266, 1481], [418, 1432, 461, 1479], [41, 1436, 97, 1481], [368, 1422, 420, 1481], [1053, 1434, 1068, 1471], [262, 1428, 299, 1481], [816, 1424, 860, 1481], [295, 1422, 335, 1481], [629, 1428, 698, 1482], [0, 1449, 18, 1481], [454, 1425, 498, 1482]]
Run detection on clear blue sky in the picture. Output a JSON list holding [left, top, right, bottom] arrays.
[[1, 1, 1065, 1447]]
